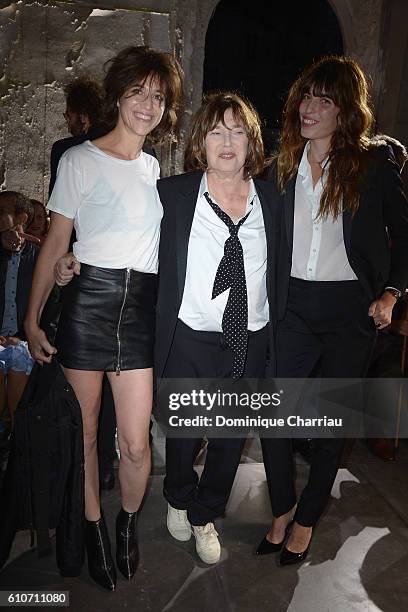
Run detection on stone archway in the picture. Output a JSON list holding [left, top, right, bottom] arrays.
[[201, 0, 343, 141], [192, 0, 384, 116]]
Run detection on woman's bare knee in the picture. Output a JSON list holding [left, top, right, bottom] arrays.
[[120, 440, 150, 467]]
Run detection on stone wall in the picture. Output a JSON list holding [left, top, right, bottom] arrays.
[[0, 0, 406, 202]]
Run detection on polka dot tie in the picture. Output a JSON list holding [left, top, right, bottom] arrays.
[[204, 191, 252, 379]]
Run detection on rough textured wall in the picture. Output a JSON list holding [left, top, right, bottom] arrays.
[[330, 0, 384, 104], [0, 0, 179, 202], [0, 0, 398, 203]]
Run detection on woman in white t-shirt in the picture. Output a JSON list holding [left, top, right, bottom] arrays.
[[25, 46, 183, 591]]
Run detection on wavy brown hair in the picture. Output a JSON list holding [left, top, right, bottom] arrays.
[[184, 92, 265, 180], [103, 46, 184, 144], [276, 56, 374, 218]]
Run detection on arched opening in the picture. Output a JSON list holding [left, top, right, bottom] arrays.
[[203, 0, 343, 151]]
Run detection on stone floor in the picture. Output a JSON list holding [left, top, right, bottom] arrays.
[[0, 439, 408, 612]]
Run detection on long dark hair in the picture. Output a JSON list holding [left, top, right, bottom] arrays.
[[276, 56, 374, 219]]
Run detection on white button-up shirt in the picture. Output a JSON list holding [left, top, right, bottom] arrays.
[[291, 142, 357, 282], [178, 173, 269, 332]]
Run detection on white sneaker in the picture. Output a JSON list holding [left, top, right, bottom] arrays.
[[167, 504, 192, 541], [192, 522, 221, 564]]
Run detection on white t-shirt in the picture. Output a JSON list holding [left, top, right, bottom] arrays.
[[47, 140, 162, 272]]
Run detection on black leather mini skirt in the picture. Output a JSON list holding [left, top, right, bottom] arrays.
[[55, 264, 157, 372]]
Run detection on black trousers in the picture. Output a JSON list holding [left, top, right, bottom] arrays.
[[261, 277, 377, 526], [163, 319, 268, 525]]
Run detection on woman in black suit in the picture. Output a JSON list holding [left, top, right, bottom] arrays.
[[156, 92, 280, 565], [258, 56, 408, 565]]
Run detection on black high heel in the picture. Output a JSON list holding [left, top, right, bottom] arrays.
[[86, 517, 117, 591], [116, 508, 139, 580], [279, 526, 313, 566], [255, 520, 293, 556]]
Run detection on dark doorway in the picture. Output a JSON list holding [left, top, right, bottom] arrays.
[[203, 0, 343, 149]]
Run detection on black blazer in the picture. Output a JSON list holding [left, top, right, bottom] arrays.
[[155, 170, 282, 378], [271, 145, 408, 320]]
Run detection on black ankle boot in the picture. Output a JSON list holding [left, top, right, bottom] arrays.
[[116, 508, 139, 580], [86, 517, 117, 591]]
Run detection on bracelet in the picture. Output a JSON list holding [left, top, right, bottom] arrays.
[[384, 287, 402, 300]]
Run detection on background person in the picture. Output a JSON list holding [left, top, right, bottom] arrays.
[[0, 192, 37, 430], [365, 133, 408, 461], [49, 76, 107, 195], [25, 200, 49, 246]]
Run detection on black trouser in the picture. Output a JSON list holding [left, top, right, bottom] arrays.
[[163, 319, 269, 525], [97, 376, 117, 475], [261, 278, 376, 526]]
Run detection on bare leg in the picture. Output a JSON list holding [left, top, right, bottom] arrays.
[[285, 523, 313, 553], [107, 368, 152, 513], [6, 369, 30, 429], [266, 506, 296, 544], [61, 367, 104, 521]]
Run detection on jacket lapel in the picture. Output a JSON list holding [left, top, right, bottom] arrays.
[[284, 176, 296, 251], [254, 179, 273, 288], [256, 179, 273, 230], [342, 209, 352, 256], [175, 171, 203, 302]]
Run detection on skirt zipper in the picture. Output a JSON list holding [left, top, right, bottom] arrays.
[[116, 268, 131, 375]]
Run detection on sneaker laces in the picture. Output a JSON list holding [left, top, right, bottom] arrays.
[[196, 523, 218, 537], [174, 508, 189, 523]]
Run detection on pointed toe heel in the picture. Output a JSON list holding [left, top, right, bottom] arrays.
[[256, 536, 284, 555], [86, 517, 117, 591], [255, 520, 294, 556], [279, 544, 310, 566], [279, 525, 312, 567]]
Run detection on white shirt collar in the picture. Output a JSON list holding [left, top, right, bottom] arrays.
[[298, 142, 310, 178]]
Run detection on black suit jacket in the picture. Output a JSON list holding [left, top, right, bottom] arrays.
[[155, 170, 282, 378], [271, 145, 408, 320]]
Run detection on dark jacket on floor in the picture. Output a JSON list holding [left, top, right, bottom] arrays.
[[0, 360, 85, 577]]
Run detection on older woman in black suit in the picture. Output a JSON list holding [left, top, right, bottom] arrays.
[[156, 92, 280, 565]]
